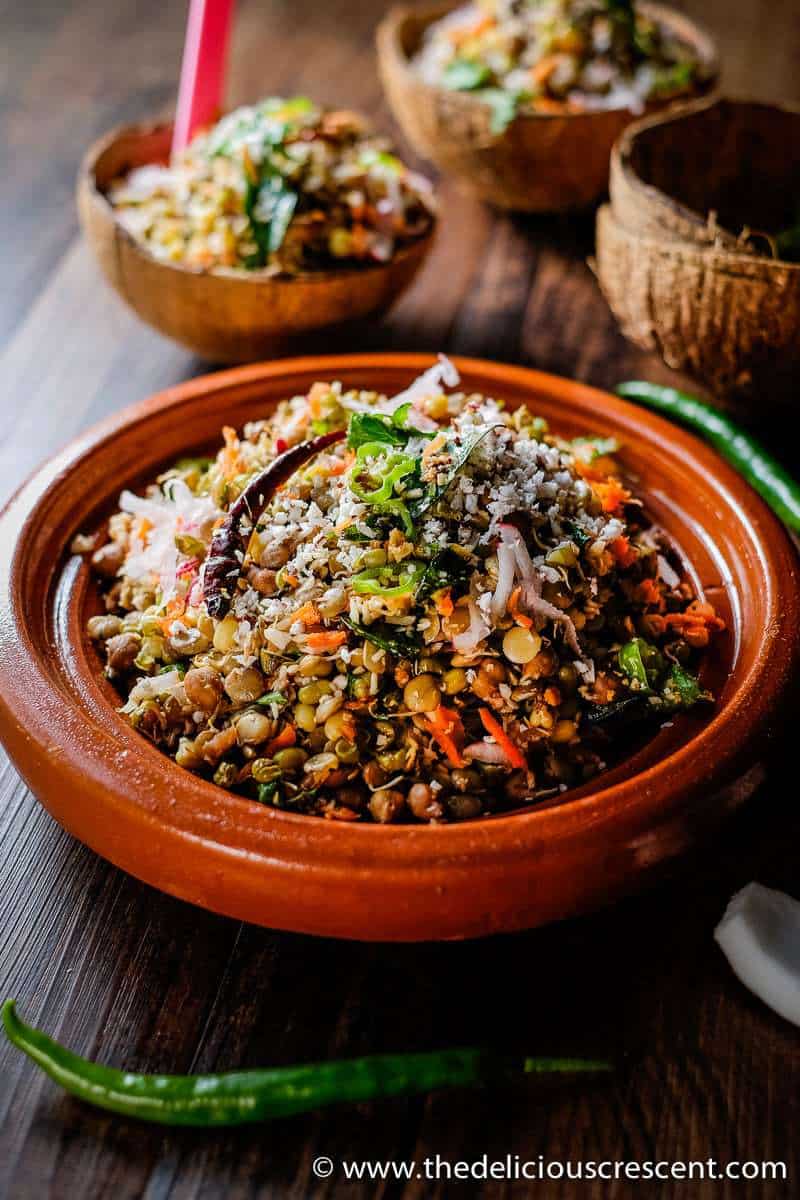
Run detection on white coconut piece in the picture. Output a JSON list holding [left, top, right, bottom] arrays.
[[714, 883, 800, 1028]]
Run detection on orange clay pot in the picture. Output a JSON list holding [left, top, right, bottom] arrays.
[[0, 355, 797, 941]]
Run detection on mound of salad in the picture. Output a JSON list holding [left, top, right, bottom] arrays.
[[414, 0, 708, 131], [79, 357, 725, 824], [108, 97, 434, 274]]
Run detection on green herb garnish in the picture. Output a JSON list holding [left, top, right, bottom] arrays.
[[340, 616, 420, 659], [442, 58, 492, 92]]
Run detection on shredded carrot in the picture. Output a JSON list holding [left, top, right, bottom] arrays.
[[305, 630, 347, 652], [531, 54, 562, 86], [133, 516, 153, 542], [610, 535, 638, 568], [293, 601, 322, 626], [435, 588, 454, 618], [424, 705, 466, 769], [284, 573, 299, 589], [508, 586, 533, 629], [574, 459, 631, 512], [449, 13, 493, 44], [664, 600, 725, 634], [265, 724, 296, 756], [158, 596, 186, 633], [478, 708, 526, 770], [635, 578, 664, 610], [220, 425, 243, 481], [326, 449, 355, 477], [593, 477, 631, 515], [307, 382, 329, 421], [338, 711, 358, 742]]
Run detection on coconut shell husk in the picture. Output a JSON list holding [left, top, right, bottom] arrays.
[[77, 123, 435, 363], [377, 1, 718, 213], [610, 97, 800, 248], [595, 203, 800, 404]]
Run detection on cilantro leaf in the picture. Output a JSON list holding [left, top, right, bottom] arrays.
[[346, 412, 409, 450]]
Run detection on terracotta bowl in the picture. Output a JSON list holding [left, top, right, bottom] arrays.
[[0, 355, 797, 942], [77, 124, 436, 363], [376, 2, 718, 212]]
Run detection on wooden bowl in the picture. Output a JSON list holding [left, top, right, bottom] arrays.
[[596, 98, 800, 404], [609, 96, 800, 246], [376, 2, 718, 212], [77, 124, 436, 363], [0, 355, 797, 942]]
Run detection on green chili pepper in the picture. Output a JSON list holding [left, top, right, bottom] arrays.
[[617, 639, 652, 690], [352, 561, 426, 597], [1, 1001, 610, 1128], [616, 382, 800, 534], [662, 664, 710, 710], [350, 445, 416, 504], [373, 499, 415, 537], [618, 638, 664, 691]]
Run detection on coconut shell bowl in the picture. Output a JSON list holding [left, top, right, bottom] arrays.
[[376, 2, 717, 213], [596, 97, 800, 407], [0, 355, 797, 942], [77, 124, 435, 363]]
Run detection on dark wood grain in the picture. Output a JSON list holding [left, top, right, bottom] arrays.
[[1, 2, 799, 1197]]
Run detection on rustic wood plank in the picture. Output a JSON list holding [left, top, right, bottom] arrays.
[[1, 1, 799, 1197]]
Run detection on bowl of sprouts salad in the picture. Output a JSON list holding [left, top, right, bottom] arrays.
[[78, 98, 436, 361], [0, 355, 796, 940], [377, 1, 717, 211]]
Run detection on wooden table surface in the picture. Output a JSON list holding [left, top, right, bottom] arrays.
[[1, 1, 799, 1196]]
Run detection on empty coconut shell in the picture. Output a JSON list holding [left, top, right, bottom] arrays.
[[595, 204, 800, 406], [377, 1, 717, 213], [609, 96, 800, 248]]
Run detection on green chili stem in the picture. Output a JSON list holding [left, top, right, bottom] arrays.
[[2, 1001, 611, 1128], [616, 382, 800, 534]]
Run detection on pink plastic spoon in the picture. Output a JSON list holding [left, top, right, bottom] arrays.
[[171, 0, 235, 158]]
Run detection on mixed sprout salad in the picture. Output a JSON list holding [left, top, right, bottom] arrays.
[[108, 97, 434, 273], [415, 0, 707, 131], [80, 358, 725, 824]]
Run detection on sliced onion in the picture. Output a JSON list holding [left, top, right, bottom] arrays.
[[388, 354, 460, 412], [464, 740, 513, 767], [491, 541, 517, 618], [714, 883, 800, 1028], [452, 598, 489, 654], [657, 553, 681, 589], [498, 524, 582, 657]]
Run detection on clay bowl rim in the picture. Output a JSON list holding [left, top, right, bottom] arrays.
[[78, 120, 438, 287], [378, 0, 719, 129], [0, 352, 797, 866], [612, 93, 800, 267]]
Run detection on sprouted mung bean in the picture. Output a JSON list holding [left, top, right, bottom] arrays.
[[79, 356, 725, 823], [108, 97, 434, 273], [414, 0, 709, 132]]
